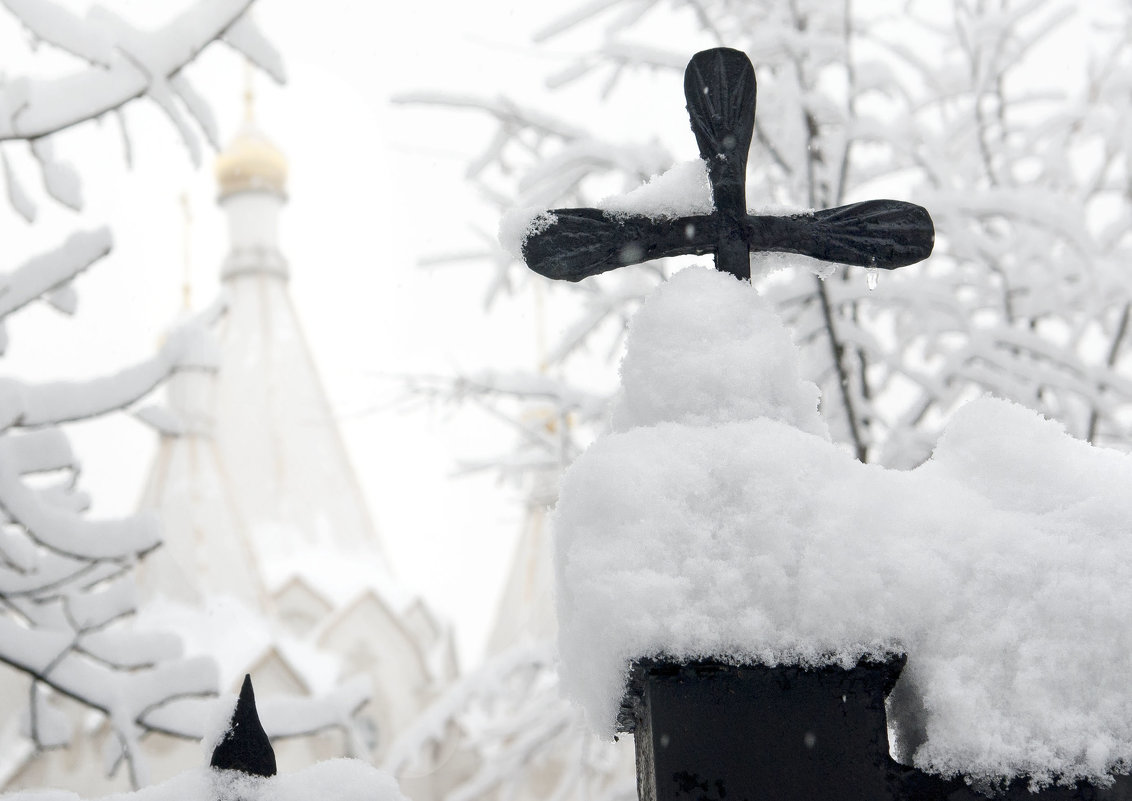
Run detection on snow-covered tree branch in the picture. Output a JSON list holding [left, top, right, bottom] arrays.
[[0, 0, 284, 223], [0, 0, 350, 790], [0, 0, 284, 147], [0, 276, 225, 788]]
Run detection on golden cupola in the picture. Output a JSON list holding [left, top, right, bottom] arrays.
[[214, 86, 287, 200], [213, 78, 289, 281]]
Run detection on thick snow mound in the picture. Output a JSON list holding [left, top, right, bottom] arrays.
[[554, 265, 1132, 786], [610, 266, 827, 436], [596, 159, 713, 219], [0, 760, 405, 801]]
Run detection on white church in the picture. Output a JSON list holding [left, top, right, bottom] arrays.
[[1, 98, 461, 794], [0, 96, 631, 801]]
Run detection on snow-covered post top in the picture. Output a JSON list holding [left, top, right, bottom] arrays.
[[512, 46, 1132, 801]]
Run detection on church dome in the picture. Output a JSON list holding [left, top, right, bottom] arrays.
[[215, 122, 288, 200]]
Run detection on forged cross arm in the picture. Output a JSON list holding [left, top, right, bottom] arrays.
[[522, 209, 712, 282], [743, 200, 935, 271], [521, 199, 935, 282]]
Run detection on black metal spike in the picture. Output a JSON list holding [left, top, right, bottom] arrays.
[[210, 674, 277, 777]]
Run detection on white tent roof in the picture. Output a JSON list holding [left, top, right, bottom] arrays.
[[138, 118, 401, 617]]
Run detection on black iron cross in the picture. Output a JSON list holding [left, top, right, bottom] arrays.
[[522, 48, 934, 282]]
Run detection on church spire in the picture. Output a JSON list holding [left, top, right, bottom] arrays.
[[121, 74, 457, 793], [214, 66, 287, 202], [243, 59, 256, 124], [206, 91, 394, 576], [213, 85, 288, 281], [141, 88, 395, 607], [180, 192, 192, 310], [486, 288, 569, 654]]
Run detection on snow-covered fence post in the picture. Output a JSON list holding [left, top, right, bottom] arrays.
[[515, 46, 1132, 801]]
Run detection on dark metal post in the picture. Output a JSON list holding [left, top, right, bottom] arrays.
[[619, 657, 952, 801], [620, 658, 903, 801], [618, 657, 1132, 801]]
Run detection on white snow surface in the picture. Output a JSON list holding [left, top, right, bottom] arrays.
[[596, 158, 713, 219], [498, 207, 556, 261], [554, 265, 1132, 785], [0, 759, 405, 801], [498, 159, 712, 260]]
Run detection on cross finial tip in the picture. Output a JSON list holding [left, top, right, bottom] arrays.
[[242, 60, 256, 123]]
